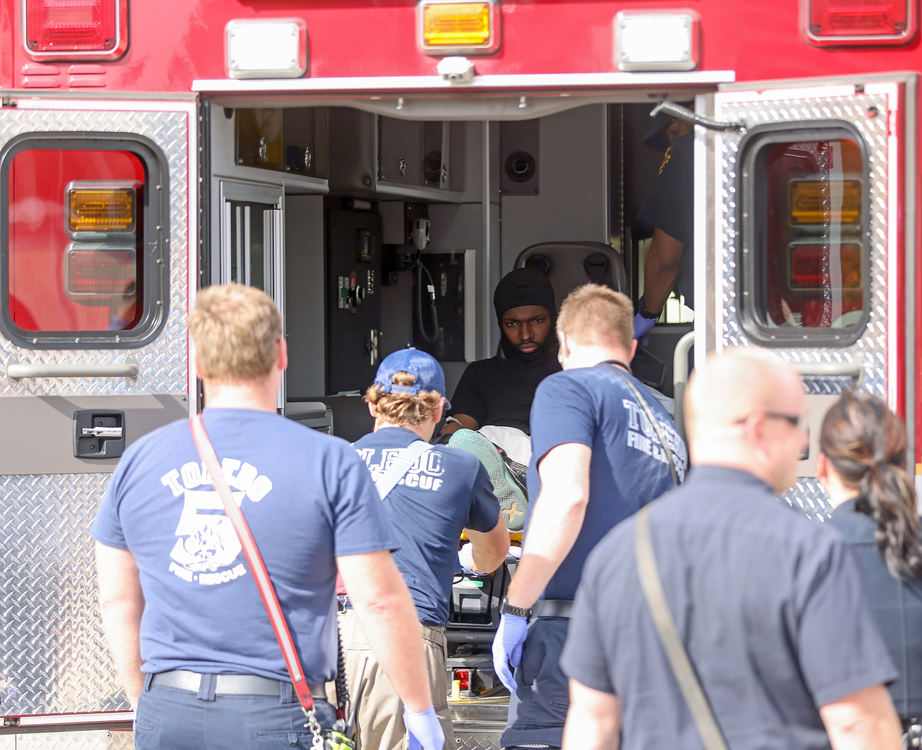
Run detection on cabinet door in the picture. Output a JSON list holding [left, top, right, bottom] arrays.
[[423, 121, 445, 187], [283, 108, 328, 178], [378, 116, 423, 185]]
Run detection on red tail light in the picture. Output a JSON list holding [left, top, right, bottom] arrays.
[[788, 243, 862, 291], [804, 0, 917, 45], [23, 0, 128, 59], [65, 246, 136, 299]]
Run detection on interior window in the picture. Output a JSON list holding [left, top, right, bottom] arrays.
[[1, 137, 166, 347], [741, 129, 868, 344]]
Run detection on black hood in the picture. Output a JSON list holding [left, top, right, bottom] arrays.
[[493, 268, 558, 364]]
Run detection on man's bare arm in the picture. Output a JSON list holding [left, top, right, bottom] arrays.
[[504, 443, 591, 608], [337, 550, 433, 712], [95, 542, 145, 707], [562, 679, 621, 750], [641, 228, 685, 315], [439, 413, 479, 437], [820, 683, 902, 750], [464, 516, 510, 574]]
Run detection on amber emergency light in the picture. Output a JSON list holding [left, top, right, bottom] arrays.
[[67, 183, 136, 234], [23, 0, 128, 59], [789, 179, 861, 226], [418, 1, 499, 54]]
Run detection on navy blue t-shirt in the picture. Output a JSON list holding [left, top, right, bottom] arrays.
[[92, 408, 397, 683], [527, 363, 687, 600], [353, 426, 501, 625], [636, 131, 694, 309], [561, 466, 897, 750]]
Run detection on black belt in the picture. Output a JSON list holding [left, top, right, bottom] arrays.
[[532, 599, 573, 618], [150, 669, 326, 698]]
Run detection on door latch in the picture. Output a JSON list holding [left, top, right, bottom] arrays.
[[73, 410, 126, 459]]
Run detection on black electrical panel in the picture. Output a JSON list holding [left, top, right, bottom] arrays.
[[326, 208, 383, 394]]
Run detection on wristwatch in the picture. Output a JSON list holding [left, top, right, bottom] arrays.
[[636, 295, 661, 320], [500, 596, 532, 618]]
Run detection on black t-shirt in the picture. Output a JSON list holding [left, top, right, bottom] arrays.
[[635, 132, 694, 308], [448, 353, 560, 433], [561, 465, 896, 750]]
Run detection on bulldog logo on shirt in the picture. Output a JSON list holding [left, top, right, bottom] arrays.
[[169, 489, 243, 572], [160, 458, 273, 586]]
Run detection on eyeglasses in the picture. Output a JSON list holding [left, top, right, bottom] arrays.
[[734, 411, 806, 431]]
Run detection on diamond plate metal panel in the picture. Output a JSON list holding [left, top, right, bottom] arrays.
[[454, 732, 502, 750], [0, 474, 127, 716], [0, 105, 190, 397], [712, 89, 894, 517], [0, 731, 134, 749]]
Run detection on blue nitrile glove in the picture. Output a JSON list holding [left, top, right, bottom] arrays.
[[633, 312, 657, 346], [492, 612, 528, 692], [404, 705, 445, 750]]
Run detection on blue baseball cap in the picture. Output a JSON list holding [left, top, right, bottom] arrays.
[[373, 348, 450, 408]]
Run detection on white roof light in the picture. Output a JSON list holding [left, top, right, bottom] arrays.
[[226, 19, 308, 79], [614, 10, 700, 71]]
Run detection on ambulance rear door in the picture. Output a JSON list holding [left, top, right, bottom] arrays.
[[700, 76, 916, 518], [0, 96, 195, 733]]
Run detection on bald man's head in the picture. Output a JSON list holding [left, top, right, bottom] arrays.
[[685, 348, 807, 493]]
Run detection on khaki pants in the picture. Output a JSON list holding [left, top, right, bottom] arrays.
[[338, 609, 454, 750]]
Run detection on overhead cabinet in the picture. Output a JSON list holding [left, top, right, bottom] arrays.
[[329, 108, 465, 198]]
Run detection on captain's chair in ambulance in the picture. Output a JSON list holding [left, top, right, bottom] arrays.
[[514, 241, 629, 302]]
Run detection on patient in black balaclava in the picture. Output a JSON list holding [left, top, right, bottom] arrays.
[[439, 268, 560, 449]]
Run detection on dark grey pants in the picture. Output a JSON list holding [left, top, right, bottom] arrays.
[[500, 617, 570, 750], [134, 673, 337, 749]]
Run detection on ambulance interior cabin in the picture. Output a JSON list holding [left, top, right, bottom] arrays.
[[208, 98, 699, 440]]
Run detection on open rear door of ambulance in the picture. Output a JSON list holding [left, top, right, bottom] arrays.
[[700, 76, 916, 519], [0, 96, 196, 738]]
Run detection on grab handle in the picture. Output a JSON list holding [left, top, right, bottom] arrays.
[[6, 357, 139, 383]]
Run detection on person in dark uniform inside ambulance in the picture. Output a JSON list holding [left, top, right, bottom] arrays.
[[633, 109, 695, 343], [438, 267, 560, 449]]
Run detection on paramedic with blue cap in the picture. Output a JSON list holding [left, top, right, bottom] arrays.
[[92, 284, 445, 750], [633, 109, 695, 343], [492, 284, 687, 750], [344, 347, 510, 750]]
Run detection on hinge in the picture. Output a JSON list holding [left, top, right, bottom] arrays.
[[1, 97, 18, 108], [3, 716, 21, 727]]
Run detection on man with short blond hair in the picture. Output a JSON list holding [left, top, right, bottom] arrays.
[[189, 282, 282, 380], [562, 348, 902, 750], [493, 284, 687, 750], [344, 347, 509, 749], [93, 284, 445, 750]]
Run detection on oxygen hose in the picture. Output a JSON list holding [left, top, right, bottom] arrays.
[[415, 255, 439, 345]]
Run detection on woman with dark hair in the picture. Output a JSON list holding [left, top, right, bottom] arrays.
[[818, 390, 922, 740]]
